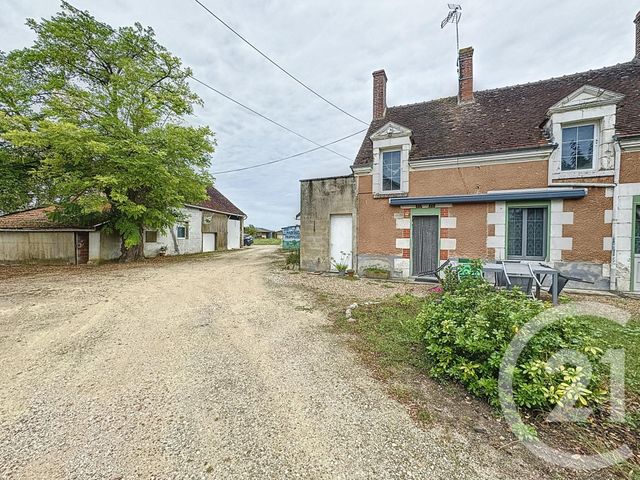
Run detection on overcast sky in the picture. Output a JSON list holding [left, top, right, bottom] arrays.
[[1, 1, 637, 229]]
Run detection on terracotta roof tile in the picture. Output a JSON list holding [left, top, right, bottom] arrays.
[[197, 186, 245, 217], [354, 61, 640, 166], [0, 207, 93, 230]]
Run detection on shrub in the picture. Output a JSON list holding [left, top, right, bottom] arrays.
[[285, 250, 300, 268], [418, 277, 606, 410]]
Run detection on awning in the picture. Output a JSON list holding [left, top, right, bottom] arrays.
[[389, 188, 587, 206]]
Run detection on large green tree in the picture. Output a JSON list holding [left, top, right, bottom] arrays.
[[0, 2, 214, 260]]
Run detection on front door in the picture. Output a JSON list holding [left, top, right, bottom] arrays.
[[412, 215, 439, 275], [330, 214, 353, 270], [75, 232, 89, 265]]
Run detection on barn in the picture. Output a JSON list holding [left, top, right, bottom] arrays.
[[142, 186, 246, 257], [0, 186, 246, 264]]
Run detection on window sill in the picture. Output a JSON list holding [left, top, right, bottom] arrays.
[[373, 191, 408, 199], [552, 169, 614, 180]]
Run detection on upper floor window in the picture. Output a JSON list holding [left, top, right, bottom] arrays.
[[382, 150, 401, 191], [561, 124, 595, 171]]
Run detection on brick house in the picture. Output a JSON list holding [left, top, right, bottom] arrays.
[[301, 11, 640, 291]]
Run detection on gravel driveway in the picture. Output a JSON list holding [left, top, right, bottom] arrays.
[[0, 246, 550, 479]]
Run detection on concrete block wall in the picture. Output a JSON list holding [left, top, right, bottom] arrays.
[[300, 175, 356, 272]]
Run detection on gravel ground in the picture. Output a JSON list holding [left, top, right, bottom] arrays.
[[0, 246, 551, 479]]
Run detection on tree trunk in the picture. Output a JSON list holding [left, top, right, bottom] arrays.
[[119, 232, 144, 262]]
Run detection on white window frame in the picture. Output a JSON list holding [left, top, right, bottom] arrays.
[[381, 149, 402, 192], [560, 121, 599, 173], [369, 122, 412, 196], [177, 223, 189, 239]]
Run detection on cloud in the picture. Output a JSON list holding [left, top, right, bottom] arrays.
[[1, 0, 636, 229]]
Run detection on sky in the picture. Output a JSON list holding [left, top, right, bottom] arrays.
[[1, 1, 637, 230]]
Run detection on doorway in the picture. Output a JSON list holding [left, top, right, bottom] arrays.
[[330, 214, 353, 271], [75, 232, 89, 264], [411, 215, 439, 276], [203, 233, 216, 252]]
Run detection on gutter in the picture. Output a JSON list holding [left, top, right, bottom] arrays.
[[389, 188, 587, 206], [185, 204, 246, 219]]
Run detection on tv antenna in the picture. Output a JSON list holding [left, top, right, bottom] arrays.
[[441, 4, 462, 63]]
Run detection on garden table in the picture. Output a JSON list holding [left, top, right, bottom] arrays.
[[482, 262, 560, 305]]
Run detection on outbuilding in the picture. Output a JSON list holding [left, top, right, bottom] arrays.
[[142, 186, 246, 257], [0, 186, 246, 264], [0, 207, 121, 265]]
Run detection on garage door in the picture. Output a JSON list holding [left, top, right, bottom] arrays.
[[227, 219, 241, 249], [203, 233, 216, 252]]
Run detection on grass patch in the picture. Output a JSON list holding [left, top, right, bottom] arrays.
[[586, 314, 640, 395], [334, 294, 429, 374], [253, 238, 282, 245]]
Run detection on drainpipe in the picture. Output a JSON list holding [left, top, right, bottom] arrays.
[[610, 140, 622, 291]]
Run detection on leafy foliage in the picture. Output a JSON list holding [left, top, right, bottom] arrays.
[[245, 224, 258, 237], [285, 250, 300, 268], [0, 3, 214, 258], [418, 277, 607, 409]]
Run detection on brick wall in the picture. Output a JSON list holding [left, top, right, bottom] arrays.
[[563, 188, 613, 263], [619, 151, 640, 183]]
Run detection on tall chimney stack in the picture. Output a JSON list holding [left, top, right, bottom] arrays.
[[458, 47, 474, 104], [635, 11, 640, 60], [372, 69, 387, 120]]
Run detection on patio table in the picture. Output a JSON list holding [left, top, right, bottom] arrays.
[[482, 262, 560, 305]]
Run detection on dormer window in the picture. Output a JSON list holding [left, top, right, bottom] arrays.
[[561, 124, 596, 171], [382, 150, 401, 191]]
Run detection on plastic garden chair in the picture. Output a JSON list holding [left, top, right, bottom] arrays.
[[456, 258, 483, 280]]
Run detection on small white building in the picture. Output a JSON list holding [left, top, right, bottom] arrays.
[[143, 186, 246, 257]]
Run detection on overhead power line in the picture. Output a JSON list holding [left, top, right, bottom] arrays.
[[212, 128, 367, 175], [191, 0, 368, 126], [189, 76, 352, 161]]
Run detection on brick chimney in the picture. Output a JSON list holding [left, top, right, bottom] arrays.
[[635, 11, 640, 60], [458, 47, 474, 104], [372, 69, 387, 120]]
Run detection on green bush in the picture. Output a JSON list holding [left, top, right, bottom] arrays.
[[418, 277, 607, 409], [285, 250, 300, 268]]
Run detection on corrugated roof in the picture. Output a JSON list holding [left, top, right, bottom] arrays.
[[354, 61, 640, 166]]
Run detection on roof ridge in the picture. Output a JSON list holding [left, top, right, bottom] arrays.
[[0, 205, 51, 218], [387, 61, 637, 111]]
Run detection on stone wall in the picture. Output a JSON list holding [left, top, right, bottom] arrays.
[[300, 175, 355, 272]]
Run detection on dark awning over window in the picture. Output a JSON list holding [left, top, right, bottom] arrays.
[[388, 188, 587, 206]]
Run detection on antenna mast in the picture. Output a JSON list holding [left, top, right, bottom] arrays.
[[441, 4, 463, 67]]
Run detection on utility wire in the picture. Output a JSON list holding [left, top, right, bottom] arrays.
[[99, 24, 365, 169], [191, 0, 368, 126], [190, 76, 352, 161], [212, 128, 367, 174]]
